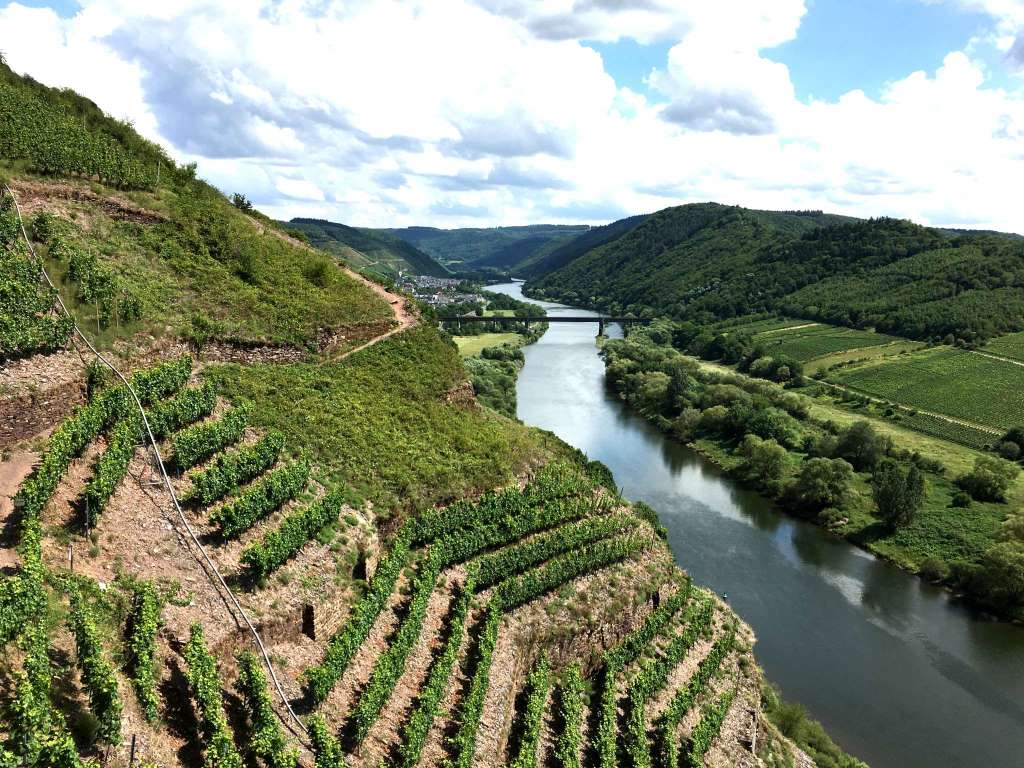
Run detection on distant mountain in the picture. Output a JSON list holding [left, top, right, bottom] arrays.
[[287, 218, 449, 277], [382, 224, 591, 270], [518, 213, 651, 278], [527, 202, 1024, 341]]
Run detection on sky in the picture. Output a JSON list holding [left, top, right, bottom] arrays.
[[0, 0, 1022, 231]]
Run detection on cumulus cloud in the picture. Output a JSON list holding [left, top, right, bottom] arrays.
[[0, 0, 1022, 231]]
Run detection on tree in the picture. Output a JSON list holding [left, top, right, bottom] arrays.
[[738, 435, 789, 493], [972, 542, 1024, 611], [789, 457, 854, 513], [231, 192, 254, 212], [872, 460, 925, 529], [835, 421, 890, 471], [958, 456, 1020, 502]]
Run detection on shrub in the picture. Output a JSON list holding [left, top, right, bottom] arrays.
[[125, 581, 161, 722], [957, 456, 1020, 503], [554, 663, 585, 768], [184, 624, 243, 768], [307, 715, 346, 768], [172, 405, 250, 471], [185, 430, 284, 507], [69, 590, 123, 744], [235, 651, 298, 768], [208, 460, 309, 539]]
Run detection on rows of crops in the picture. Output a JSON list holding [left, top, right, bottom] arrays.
[[834, 347, 1024, 432], [753, 323, 901, 362], [982, 331, 1024, 362]]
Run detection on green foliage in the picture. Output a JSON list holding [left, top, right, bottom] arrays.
[[82, 415, 141, 527], [302, 529, 412, 704], [657, 629, 735, 768], [288, 218, 449, 278], [872, 460, 926, 529], [0, 555, 46, 646], [56, 234, 141, 328], [240, 488, 345, 581], [68, 589, 123, 744], [5, 623, 55, 762], [957, 455, 1020, 502], [447, 600, 501, 768], [596, 583, 692, 768], [173, 406, 250, 471], [235, 651, 298, 768], [787, 457, 854, 514], [0, 197, 73, 360], [397, 581, 474, 768], [185, 430, 284, 507], [509, 655, 551, 768], [760, 683, 868, 768], [835, 421, 891, 471], [307, 715, 347, 768], [124, 581, 161, 722], [464, 353, 520, 417], [737, 435, 789, 493], [204, 327, 555, 516], [351, 553, 441, 743], [208, 460, 309, 539], [184, 623, 243, 768], [146, 383, 217, 439], [684, 688, 736, 768], [554, 663, 585, 768], [624, 598, 714, 768]]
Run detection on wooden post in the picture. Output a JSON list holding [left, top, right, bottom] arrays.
[[129, 733, 136, 767], [68, 543, 74, 572]]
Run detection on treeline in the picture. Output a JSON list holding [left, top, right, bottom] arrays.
[[603, 323, 1024, 619], [528, 203, 1024, 344]]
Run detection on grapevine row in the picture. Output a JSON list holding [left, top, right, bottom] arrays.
[[185, 431, 284, 507], [447, 599, 501, 768], [184, 623, 243, 768], [68, 589, 123, 744], [682, 689, 736, 768], [53, 234, 142, 329], [147, 383, 217, 440], [208, 460, 310, 539], [173, 405, 250, 471], [307, 714, 348, 768], [396, 580, 474, 768], [351, 551, 442, 744], [509, 655, 551, 768], [554, 662, 585, 768], [240, 487, 344, 581], [235, 651, 299, 768], [125, 581, 162, 722], [82, 415, 141, 527], [597, 583, 693, 768], [624, 598, 714, 768], [302, 528, 412, 704], [473, 513, 637, 588]]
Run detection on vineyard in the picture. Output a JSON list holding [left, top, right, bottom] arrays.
[[752, 323, 901, 363], [0, 354, 770, 767], [982, 331, 1024, 362], [833, 346, 1024, 433]]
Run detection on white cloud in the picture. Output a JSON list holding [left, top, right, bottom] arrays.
[[0, 0, 1021, 232]]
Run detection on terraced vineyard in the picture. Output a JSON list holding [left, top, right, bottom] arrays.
[[1, 356, 764, 767], [833, 346, 1024, 433]]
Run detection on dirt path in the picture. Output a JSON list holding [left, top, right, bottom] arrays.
[[971, 349, 1024, 369]]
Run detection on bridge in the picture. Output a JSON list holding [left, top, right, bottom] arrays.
[[437, 314, 652, 336]]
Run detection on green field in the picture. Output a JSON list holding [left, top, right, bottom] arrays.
[[453, 332, 521, 357], [803, 340, 924, 375], [834, 347, 1024, 433], [713, 316, 810, 335], [983, 331, 1024, 362], [754, 323, 902, 362]]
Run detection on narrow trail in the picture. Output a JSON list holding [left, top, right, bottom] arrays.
[[971, 349, 1024, 369]]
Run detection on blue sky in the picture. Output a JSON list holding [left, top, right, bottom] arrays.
[[0, 0, 1022, 230]]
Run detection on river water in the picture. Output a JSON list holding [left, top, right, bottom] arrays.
[[488, 281, 1024, 768]]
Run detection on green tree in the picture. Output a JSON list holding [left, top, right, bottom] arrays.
[[789, 457, 854, 513], [738, 435, 789, 493], [958, 456, 1020, 502], [871, 459, 925, 529], [835, 421, 890, 471]]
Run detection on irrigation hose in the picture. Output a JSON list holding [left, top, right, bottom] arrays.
[[3, 184, 309, 742]]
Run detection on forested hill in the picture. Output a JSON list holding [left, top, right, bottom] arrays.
[[527, 202, 1024, 343], [383, 223, 590, 273], [518, 212, 650, 278], [287, 218, 449, 277]]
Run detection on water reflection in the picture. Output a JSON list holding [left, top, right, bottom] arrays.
[[490, 281, 1024, 768]]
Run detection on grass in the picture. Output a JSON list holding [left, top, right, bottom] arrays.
[[22, 173, 393, 348], [453, 333, 522, 357], [754, 323, 902, 363], [833, 346, 1024, 432], [205, 326, 567, 518], [804, 340, 924, 375], [983, 331, 1024, 362]]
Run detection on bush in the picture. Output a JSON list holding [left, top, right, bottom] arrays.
[[185, 431, 284, 507], [172, 405, 250, 471], [835, 421, 890, 471], [184, 624, 243, 768], [509, 656, 551, 768], [68, 590, 122, 745], [957, 456, 1020, 503], [125, 581, 161, 722], [787, 457, 854, 513], [208, 460, 309, 539]]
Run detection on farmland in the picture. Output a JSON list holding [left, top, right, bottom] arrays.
[[983, 330, 1024, 362], [752, 323, 902, 363], [832, 346, 1024, 433], [453, 332, 521, 357]]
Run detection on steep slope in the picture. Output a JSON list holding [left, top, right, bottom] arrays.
[[286, 218, 449, 277], [384, 224, 590, 270], [528, 203, 1024, 341], [518, 212, 651, 278]]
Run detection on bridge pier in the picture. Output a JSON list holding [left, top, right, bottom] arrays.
[[597, 319, 605, 337]]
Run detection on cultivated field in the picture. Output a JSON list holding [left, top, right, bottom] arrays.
[[754, 323, 902, 362], [834, 347, 1024, 433], [982, 331, 1024, 362], [454, 332, 521, 356]]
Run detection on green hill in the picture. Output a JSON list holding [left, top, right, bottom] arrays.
[[384, 223, 590, 271], [286, 218, 449, 277], [528, 203, 1024, 342], [518, 213, 650, 278]]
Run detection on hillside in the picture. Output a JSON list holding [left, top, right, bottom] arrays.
[[384, 224, 590, 272], [286, 218, 449, 278], [527, 203, 1024, 342], [518, 212, 651, 279], [0, 64, 832, 768]]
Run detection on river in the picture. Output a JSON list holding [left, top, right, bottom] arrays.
[[488, 281, 1024, 768]]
